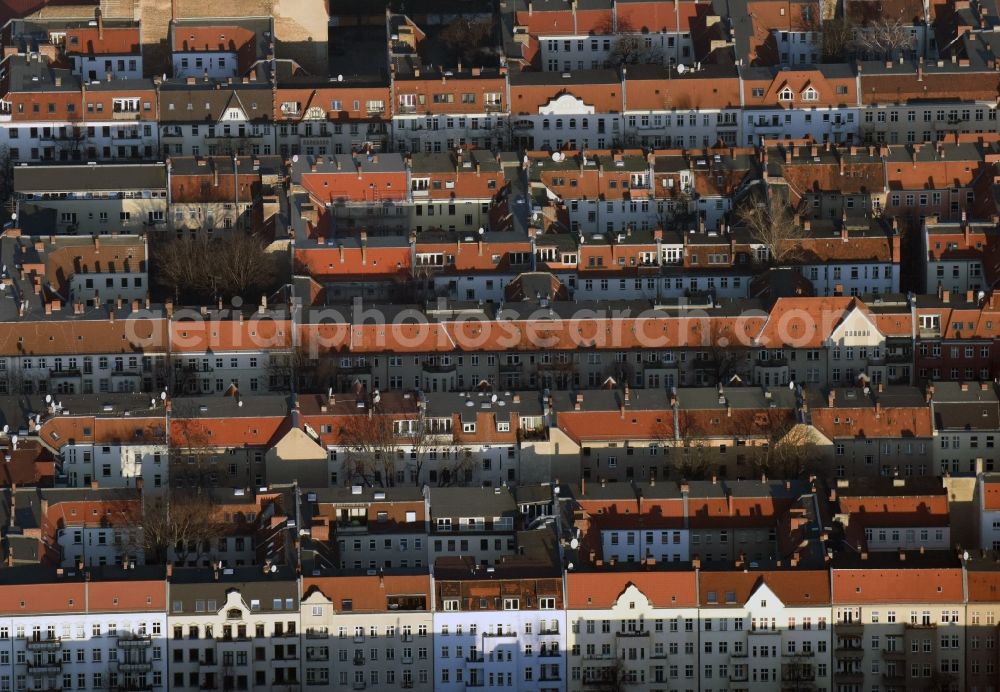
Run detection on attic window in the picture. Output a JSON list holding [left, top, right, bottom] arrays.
[[778, 87, 794, 101], [801, 87, 819, 102]]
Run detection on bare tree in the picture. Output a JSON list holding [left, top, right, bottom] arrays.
[[852, 18, 916, 59], [437, 18, 496, 64], [339, 409, 406, 487], [142, 489, 219, 565], [700, 321, 751, 386], [736, 195, 805, 265], [607, 34, 664, 66], [151, 233, 281, 303], [819, 16, 858, 62]]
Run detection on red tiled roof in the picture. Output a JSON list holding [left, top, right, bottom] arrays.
[[566, 570, 698, 609]]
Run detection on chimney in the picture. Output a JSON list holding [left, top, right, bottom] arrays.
[[96, 8, 103, 40], [827, 390, 836, 407]]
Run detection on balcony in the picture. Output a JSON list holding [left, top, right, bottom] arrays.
[[466, 654, 485, 663], [26, 637, 62, 651], [905, 622, 936, 630], [835, 638, 863, 653], [835, 621, 864, 634], [882, 648, 905, 659], [397, 104, 417, 114], [305, 628, 329, 639], [729, 671, 749, 682], [112, 110, 141, 120], [615, 630, 649, 638], [882, 671, 906, 683], [539, 649, 561, 657], [353, 656, 365, 665], [422, 362, 457, 374], [482, 630, 517, 638], [834, 671, 864, 683], [749, 627, 782, 635], [117, 634, 153, 648], [117, 661, 152, 673], [353, 683, 367, 691], [28, 662, 62, 675], [783, 649, 814, 657]]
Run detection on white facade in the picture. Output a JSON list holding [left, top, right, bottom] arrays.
[[800, 260, 898, 297], [166, 577, 302, 691], [393, 113, 508, 153], [537, 33, 696, 72], [433, 604, 565, 691], [624, 108, 741, 149], [172, 52, 239, 79], [0, 352, 167, 396], [600, 528, 690, 563], [0, 609, 167, 692], [566, 582, 700, 690], [743, 107, 859, 146], [62, 441, 168, 494], [74, 55, 143, 81], [299, 588, 435, 691], [772, 30, 822, 67], [2, 118, 157, 164], [701, 582, 833, 691]]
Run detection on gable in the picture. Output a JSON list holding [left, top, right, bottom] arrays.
[[538, 92, 596, 115], [745, 580, 785, 611], [829, 306, 884, 346], [613, 582, 653, 611]]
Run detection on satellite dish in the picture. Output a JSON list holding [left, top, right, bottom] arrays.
[[551, 151, 563, 162], [9, 213, 14, 221], [570, 537, 579, 549], [10, 435, 16, 449], [566, 562, 574, 570], [788, 381, 795, 390], [478, 227, 485, 235], [45, 394, 52, 403], [270, 564, 277, 573], [151, 399, 156, 407], [160, 391, 167, 401], [1, 425, 7, 434], [677, 63, 687, 74], [292, 154, 299, 163], [491, 394, 498, 403], [337, 74, 343, 82], [963, 550, 970, 561], [238, 400, 244, 407]]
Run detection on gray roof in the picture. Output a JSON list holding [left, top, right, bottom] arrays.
[[158, 82, 274, 123], [168, 566, 298, 613], [427, 486, 517, 520], [14, 163, 166, 192]]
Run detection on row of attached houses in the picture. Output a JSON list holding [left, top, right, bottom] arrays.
[[5, 548, 1000, 692]]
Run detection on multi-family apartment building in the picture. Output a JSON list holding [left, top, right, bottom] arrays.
[[300, 572, 435, 691], [433, 555, 566, 692], [831, 550, 967, 692], [0, 564, 168, 692], [166, 565, 301, 692]]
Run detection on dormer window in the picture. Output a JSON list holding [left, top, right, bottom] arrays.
[[280, 101, 300, 115], [778, 87, 794, 101], [112, 98, 139, 113], [802, 86, 819, 101]]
